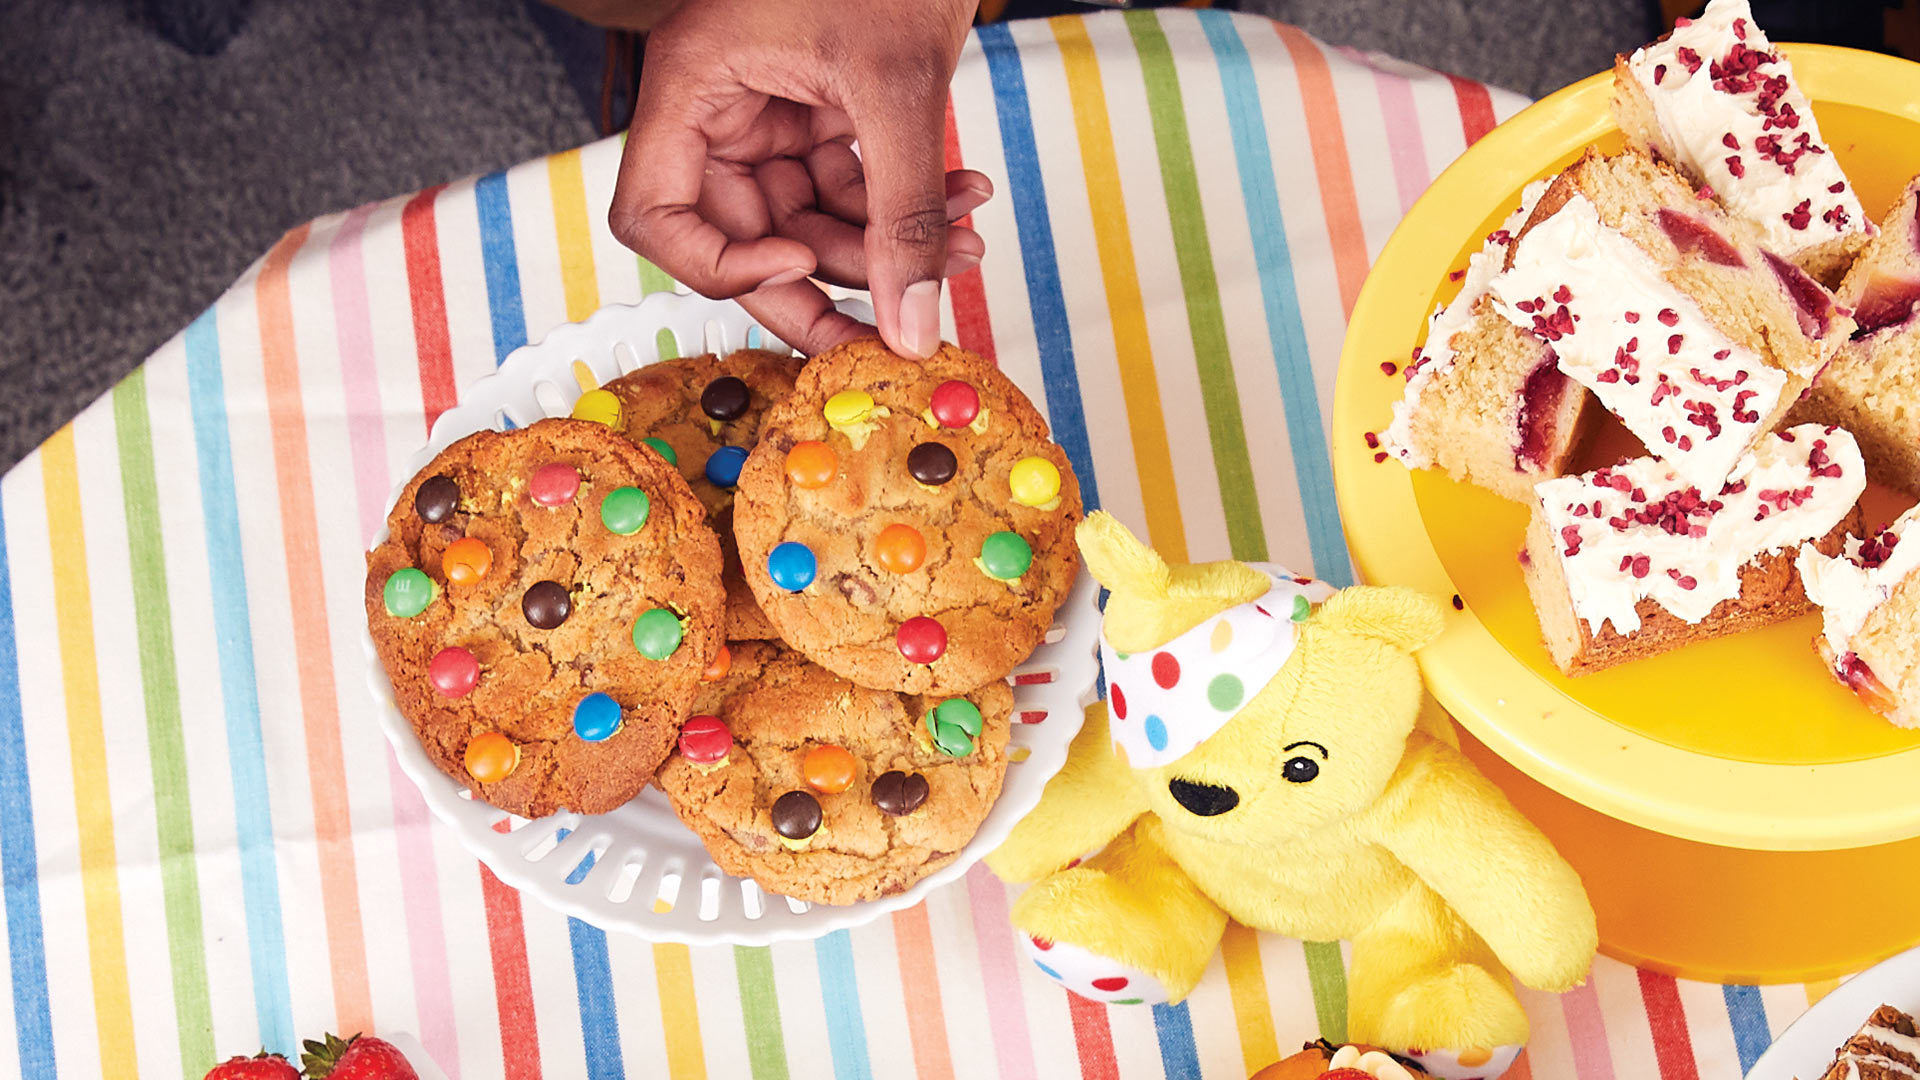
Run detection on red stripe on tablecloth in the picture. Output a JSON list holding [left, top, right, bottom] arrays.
[[1445, 73, 1498, 146], [1068, 994, 1121, 1080], [943, 95, 998, 363], [1272, 25, 1370, 319], [402, 185, 458, 432], [484, 821, 542, 1080], [1639, 970, 1702, 1080]]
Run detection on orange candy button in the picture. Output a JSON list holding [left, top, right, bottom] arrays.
[[874, 523, 927, 574], [803, 745, 858, 794], [703, 644, 732, 683], [786, 441, 837, 489], [443, 537, 492, 585], [465, 732, 519, 784]]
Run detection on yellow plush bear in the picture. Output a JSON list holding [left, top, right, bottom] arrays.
[[987, 513, 1597, 1080]]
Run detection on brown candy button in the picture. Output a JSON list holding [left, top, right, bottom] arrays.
[[871, 771, 929, 817], [701, 376, 751, 422], [771, 790, 823, 840], [907, 442, 957, 486], [522, 580, 572, 629], [414, 475, 460, 523]]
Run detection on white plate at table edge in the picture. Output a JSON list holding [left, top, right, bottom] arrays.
[[360, 291, 1100, 945], [1747, 945, 1920, 1078]]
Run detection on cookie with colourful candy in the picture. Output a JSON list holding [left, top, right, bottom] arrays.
[[364, 418, 725, 818], [732, 338, 1083, 696], [654, 640, 1013, 905], [1250, 1041, 1429, 1080]]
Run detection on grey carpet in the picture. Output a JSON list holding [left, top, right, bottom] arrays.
[[0, 0, 594, 471]]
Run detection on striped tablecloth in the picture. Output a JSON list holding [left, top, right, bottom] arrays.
[[0, 10, 1836, 1079]]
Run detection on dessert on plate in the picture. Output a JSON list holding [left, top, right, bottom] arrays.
[[1806, 1003, 1920, 1080], [1798, 502, 1920, 727], [1611, 0, 1872, 286], [1521, 424, 1864, 675]]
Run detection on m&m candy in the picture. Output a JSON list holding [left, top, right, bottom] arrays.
[[908, 442, 958, 486], [1009, 457, 1061, 507], [384, 568, 437, 617], [768, 542, 816, 591], [571, 389, 622, 427], [632, 608, 684, 660], [572, 692, 623, 742], [530, 463, 580, 507], [465, 732, 519, 783], [701, 376, 751, 422], [522, 580, 572, 629], [874, 523, 926, 574], [640, 437, 678, 466], [415, 475, 460, 523], [772, 790, 823, 841], [680, 715, 733, 765], [601, 486, 650, 535], [803, 745, 858, 794], [704, 445, 749, 488], [702, 644, 732, 682], [786, 441, 837, 488], [897, 617, 947, 664], [872, 770, 929, 816], [925, 698, 983, 757], [929, 380, 980, 428], [824, 389, 875, 426], [979, 531, 1033, 580], [429, 646, 479, 697], [442, 537, 492, 585]]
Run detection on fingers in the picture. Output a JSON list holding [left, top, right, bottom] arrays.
[[736, 278, 875, 356], [761, 157, 981, 287], [945, 169, 994, 222], [843, 91, 954, 359]]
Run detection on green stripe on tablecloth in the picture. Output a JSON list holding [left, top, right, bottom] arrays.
[[1125, 9, 1268, 562], [735, 946, 790, 1080], [638, 259, 680, 358], [1302, 940, 1348, 1044], [113, 371, 215, 1069]]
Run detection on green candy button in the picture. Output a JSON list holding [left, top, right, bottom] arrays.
[[632, 608, 684, 660], [640, 437, 678, 466], [383, 568, 437, 618], [978, 530, 1033, 580], [601, 486, 650, 535], [925, 698, 983, 757], [934, 698, 984, 736]]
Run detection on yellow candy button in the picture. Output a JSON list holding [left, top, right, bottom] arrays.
[[571, 389, 622, 427], [824, 390, 875, 427], [1009, 457, 1061, 507]]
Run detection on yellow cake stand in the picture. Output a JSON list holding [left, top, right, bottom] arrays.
[[1334, 46, 1920, 983]]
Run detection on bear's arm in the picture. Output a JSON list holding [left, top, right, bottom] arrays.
[[986, 702, 1148, 883], [1371, 737, 1598, 992]]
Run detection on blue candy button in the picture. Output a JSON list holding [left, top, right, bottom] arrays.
[[704, 445, 749, 488], [768, 542, 817, 591], [572, 692, 623, 742]]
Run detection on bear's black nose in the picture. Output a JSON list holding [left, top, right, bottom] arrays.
[[1168, 778, 1239, 816]]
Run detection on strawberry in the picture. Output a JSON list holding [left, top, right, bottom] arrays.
[[299, 1033, 419, 1080], [202, 1051, 299, 1080]]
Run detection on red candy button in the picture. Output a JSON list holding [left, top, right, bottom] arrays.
[[429, 647, 479, 697], [897, 617, 947, 664], [679, 715, 732, 765], [930, 380, 980, 428], [1091, 977, 1129, 992], [530, 462, 581, 507]]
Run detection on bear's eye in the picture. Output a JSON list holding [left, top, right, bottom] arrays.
[[1282, 757, 1320, 784]]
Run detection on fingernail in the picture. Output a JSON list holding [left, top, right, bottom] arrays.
[[899, 280, 942, 359], [946, 184, 991, 222], [758, 267, 809, 289], [944, 252, 981, 277]]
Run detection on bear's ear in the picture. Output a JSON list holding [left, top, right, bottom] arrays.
[[1076, 511, 1171, 596], [1311, 586, 1446, 653]]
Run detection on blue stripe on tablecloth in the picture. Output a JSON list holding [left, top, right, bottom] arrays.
[[1151, 1001, 1204, 1080], [475, 171, 528, 365], [977, 22, 1102, 510], [815, 930, 874, 1080], [183, 309, 297, 1054], [0, 496, 57, 1078], [1197, 10, 1351, 586], [1723, 984, 1770, 1074], [557, 832, 622, 1079]]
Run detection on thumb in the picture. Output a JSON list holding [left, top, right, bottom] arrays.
[[847, 88, 951, 360]]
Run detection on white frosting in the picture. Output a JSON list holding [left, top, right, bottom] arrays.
[[1327, 1045, 1417, 1080], [1491, 193, 1790, 490], [1384, 179, 1551, 468], [1625, 0, 1869, 256], [1799, 502, 1920, 669], [1536, 424, 1864, 636]]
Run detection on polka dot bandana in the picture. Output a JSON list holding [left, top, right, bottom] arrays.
[[1100, 565, 1335, 769]]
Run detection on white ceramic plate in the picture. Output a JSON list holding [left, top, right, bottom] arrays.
[[1746, 946, 1920, 1079], [361, 291, 1100, 944]]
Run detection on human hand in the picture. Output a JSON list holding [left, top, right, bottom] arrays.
[[608, 0, 990, 360]]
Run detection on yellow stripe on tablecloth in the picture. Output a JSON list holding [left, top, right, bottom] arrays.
[[41, 426, 140, 1079], [547, 148, 602, 323], [1805, 979, 1841, 1006], [1049, 14, 1189, 562], [1222, 922, 1280, 1074]]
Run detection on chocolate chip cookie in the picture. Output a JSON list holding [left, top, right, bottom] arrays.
[[366, 418, 726, 818], [732, 339, 1083, 695], [589, 349, 804, 641], [656, 641, 1013, 905]]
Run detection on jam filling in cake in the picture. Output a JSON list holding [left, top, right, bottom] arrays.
[[1614, 0, 1871, 284], [1798, 502, 1920, 727]]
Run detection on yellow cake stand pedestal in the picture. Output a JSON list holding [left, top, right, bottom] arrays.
[[1333, 47, 1920, 983]]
